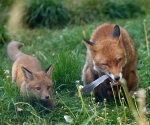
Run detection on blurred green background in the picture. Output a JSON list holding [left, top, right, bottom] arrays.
[[0, 0, 150, 46]]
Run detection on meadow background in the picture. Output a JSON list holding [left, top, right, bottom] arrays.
[[0, 0, 150, 124]]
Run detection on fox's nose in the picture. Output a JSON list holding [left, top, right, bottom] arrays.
[[45, 96, 49, 99], [114, 76, 120, 81]]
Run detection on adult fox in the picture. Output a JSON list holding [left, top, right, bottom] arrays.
[[82, 23, 138, 101], [7, 41, 54, 108]]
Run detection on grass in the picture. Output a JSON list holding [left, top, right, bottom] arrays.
[[1, 14, 150, 124]]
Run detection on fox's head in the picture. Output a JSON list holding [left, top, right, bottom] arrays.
[[83, 25, 127, 85], [21, 65, 54, 105]]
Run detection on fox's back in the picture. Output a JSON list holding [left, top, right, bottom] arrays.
[[7, 41, 42, 86], [15, 54, 42, 72], [13, 54, 42, 87]]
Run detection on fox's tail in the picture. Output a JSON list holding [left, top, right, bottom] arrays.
[[7, 41, 24, 62]]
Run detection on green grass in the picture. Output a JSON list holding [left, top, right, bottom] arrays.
[[1, 15, 150, 124]]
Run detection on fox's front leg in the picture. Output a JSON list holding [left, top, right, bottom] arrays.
[[127, 71, 138, 94], [12, 64, 17, 83]]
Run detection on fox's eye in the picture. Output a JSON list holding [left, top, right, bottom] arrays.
[[47, 86, 51, 89], [101, 63, 108, 66], [36, 87, 41, 90], [117, 58, 122, 63]]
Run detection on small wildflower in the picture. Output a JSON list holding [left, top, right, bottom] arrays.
[[93, 97, 95, 100], [4, 70, 10, 79], [4, 70, 9, 75], [78, 85, 83, 91], [64, 115, 73, 123], [132, 94, 135, 98], [23, 122, 26, 125], [51, 51, 55, 56], [6, 75, 10, 78], [121, 97, 125, 100], [112, 110, 114, 112], [103, 98, 107, 103], [75, 80, 80, 84], [117, 117, 121, 122], [17, 107, 23, 112]]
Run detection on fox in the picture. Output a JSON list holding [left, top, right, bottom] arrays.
[[82, 23, 138, 101], [7, 41, 54, 108]]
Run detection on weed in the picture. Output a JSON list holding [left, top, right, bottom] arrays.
[[24, 0, 71, 28]]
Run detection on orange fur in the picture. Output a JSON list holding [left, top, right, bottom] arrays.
[[82, 23, 138, 101], [7, 41, 54, 108]]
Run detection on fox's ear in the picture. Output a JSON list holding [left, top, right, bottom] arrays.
[[83, 38, 94, 47], [45, 64, 53, 79], [112, 25, 120, 39], [21, 67, 33, 81]]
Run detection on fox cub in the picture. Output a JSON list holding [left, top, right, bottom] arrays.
[[7, 41, 54, 108], [82, 23, 138, 101]]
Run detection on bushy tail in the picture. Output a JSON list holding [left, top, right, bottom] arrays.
[[7, 41, 24, 62]]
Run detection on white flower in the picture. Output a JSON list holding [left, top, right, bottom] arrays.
[[6, 76, 10, 78], [75, 80, 80, 84], [132, 94, 135, 98], [78, 85, 83, 90], [23, 122, 26, 125], [121, 98, 125, 100], [103, 98, 107, 103], [4, 70, 9, 75], [64, 115, 73, 123], [117, 117, 121, 122]]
